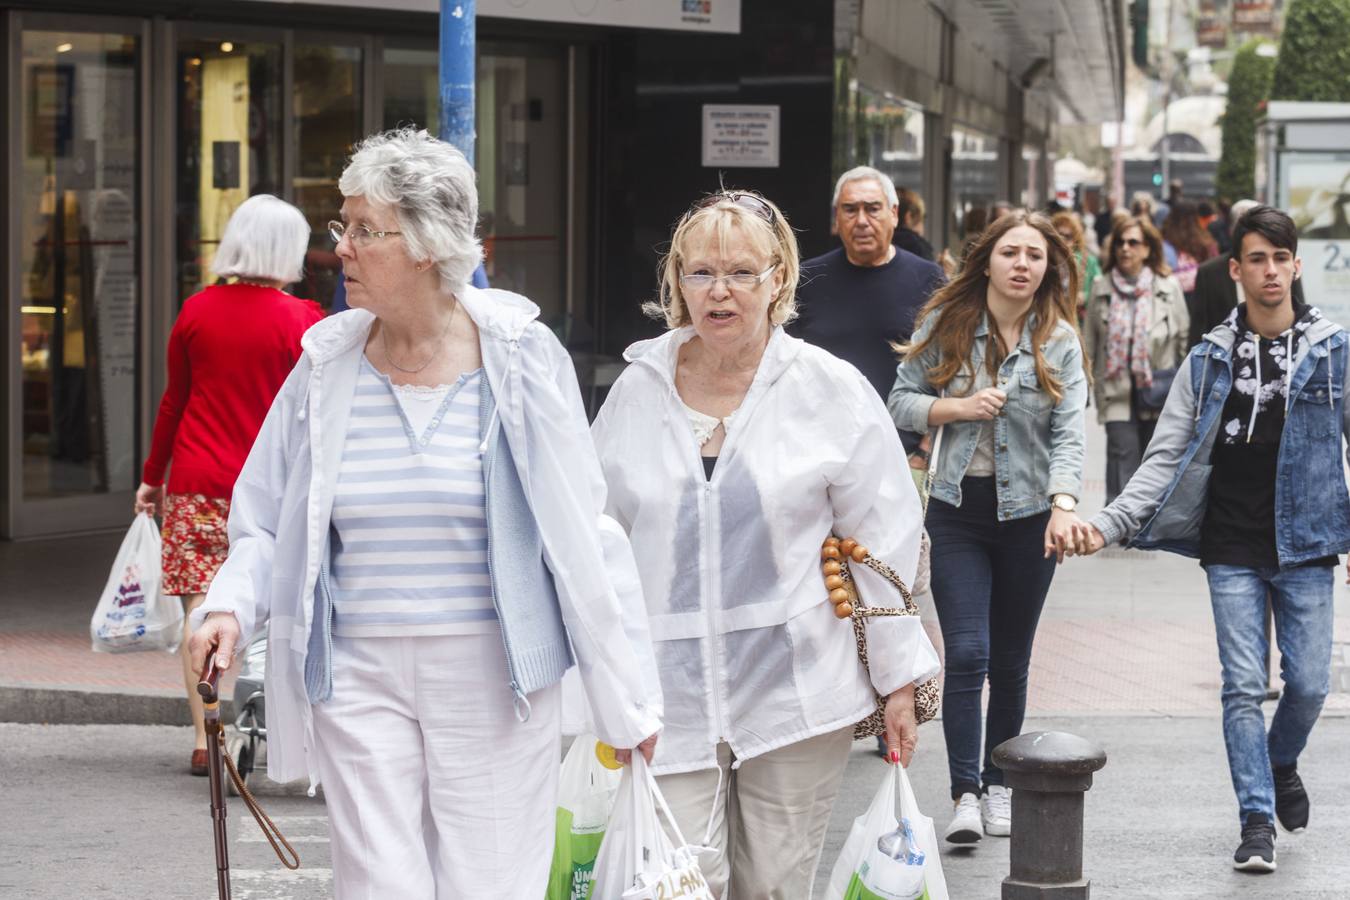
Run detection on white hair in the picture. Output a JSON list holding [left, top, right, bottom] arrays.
[[1230, 199, 1259, 224], [338, 128, 483, 291], [831, 166, 899, 209], [211, 194, 309, 284]]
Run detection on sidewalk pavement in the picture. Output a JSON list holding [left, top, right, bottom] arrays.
[[4, 423, 1350, 896], [6, 422, 1348, 723]]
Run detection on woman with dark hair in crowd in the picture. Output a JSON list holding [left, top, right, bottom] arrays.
[[1162, 200, 1219, 313], [1084, 215, 1189, 502]]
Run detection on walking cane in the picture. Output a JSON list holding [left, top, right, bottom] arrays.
[[197, 651, 300, 900]]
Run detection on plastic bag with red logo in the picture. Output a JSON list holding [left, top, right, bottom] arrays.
[[90, 513, 183, 653]]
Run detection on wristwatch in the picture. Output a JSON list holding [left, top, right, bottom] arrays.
[[1051, 493, 1077, 512]]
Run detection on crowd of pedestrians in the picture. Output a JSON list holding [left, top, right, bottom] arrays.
[[122, 124, 1346, 896]]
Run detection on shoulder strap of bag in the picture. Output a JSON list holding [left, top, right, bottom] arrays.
[[921, 390, 945, 520]]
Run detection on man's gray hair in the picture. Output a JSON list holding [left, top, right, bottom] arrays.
[[211, 194, 310, 284], [339, 128, 483, 291], [1230, 199, 1259, 235], [831, 165, 899, 209]]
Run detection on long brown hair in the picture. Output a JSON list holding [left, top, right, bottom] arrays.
[[1160, 200, 1218, 262], [903, 210, 1088, 404]]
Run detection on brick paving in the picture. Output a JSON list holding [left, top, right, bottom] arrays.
[[3, 424, 1349, 716]]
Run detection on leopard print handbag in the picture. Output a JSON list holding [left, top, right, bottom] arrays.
[[822, 539, 941, 739]]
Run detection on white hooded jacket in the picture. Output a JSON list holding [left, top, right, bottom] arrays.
[[592, 326, 941, 775], [194, 285, 663, 787]]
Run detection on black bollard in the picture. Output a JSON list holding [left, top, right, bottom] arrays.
[[991, 731, 1107, 899]]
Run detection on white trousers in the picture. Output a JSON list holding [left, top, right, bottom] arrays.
[[655, 727, 854, 900], [310, 632, 561, 900]]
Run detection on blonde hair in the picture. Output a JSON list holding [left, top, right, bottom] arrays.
[[645, 192, 801, 329]]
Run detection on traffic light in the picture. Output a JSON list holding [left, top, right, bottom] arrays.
[[1152, 171, 1163, 187], [1131, 0, 1150, 71]]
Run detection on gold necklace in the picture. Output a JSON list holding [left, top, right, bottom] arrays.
[[381, 302, 458, 375]]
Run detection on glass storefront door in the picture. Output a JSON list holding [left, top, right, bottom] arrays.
[[4, 18, 589, 537], [11, 21, 144, 535], [175, 34, 283, 303], [477, 43, 568, 331], [294, 40, 364, 307]]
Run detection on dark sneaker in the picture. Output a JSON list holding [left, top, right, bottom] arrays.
[[1233, 814, 1277, 872], [1273, 764, 1309, 833]]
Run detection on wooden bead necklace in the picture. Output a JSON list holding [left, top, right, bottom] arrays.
[[820, 536, 870, 618]]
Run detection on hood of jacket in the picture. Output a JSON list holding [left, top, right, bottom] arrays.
[[299, 284, 542, 364], [1200, 301, 1340, 354]]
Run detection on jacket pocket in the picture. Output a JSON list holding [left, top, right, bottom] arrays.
[[1013, 369, 1053, 413], [1294, 379, 1338, 438]]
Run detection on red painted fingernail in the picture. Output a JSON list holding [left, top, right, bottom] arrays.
[[889, 750, 900, 763]]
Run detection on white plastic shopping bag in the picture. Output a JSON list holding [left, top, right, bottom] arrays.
[[90, 513, 183, 653], [825, 763, 949, 900], [590, 755, 714, 900], [548, 734, 625, 900]]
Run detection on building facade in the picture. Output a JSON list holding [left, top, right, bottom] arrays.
[[0, 0, 1122, 538]]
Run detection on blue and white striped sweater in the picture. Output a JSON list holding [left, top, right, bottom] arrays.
[[329, 359, 498, 637]]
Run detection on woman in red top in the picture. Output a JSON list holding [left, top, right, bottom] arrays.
[[134, 194, 321, 774]]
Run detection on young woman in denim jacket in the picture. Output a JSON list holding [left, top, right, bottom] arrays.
[[888, 210, 1090, 846]]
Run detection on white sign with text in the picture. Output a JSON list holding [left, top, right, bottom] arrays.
[[701, 105, 781, 169]]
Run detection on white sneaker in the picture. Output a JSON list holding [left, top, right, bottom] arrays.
[[944, 792, 983, 844], [981, 785, 1012, 836]]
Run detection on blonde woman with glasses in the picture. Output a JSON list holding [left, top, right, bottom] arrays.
[[592, 190, 940, 898]]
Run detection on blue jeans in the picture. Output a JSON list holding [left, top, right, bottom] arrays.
[[1205, 564, 1335, 822], [928, 477, 1057, 799]]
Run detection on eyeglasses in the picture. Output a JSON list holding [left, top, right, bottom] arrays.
[[328, 220, 402, 246], [691, 191, 776, 224], [679, 265, 777, 293], [1117, 238, 1146, 249]]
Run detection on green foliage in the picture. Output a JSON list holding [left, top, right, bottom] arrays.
[[1271, 0, 1350, 101], [1216, 41, 1275, 202]]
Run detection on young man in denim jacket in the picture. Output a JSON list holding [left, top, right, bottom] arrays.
[[1076, 207, 1350, 873]]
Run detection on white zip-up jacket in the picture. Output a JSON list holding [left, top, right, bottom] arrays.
[[193, 285, 663, 786], [592, 326, 941, 775]]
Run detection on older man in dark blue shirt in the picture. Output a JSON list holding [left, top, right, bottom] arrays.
[[792, 166, 945, 453]]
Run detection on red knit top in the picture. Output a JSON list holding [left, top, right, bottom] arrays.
[[142, 284, 322, 499]]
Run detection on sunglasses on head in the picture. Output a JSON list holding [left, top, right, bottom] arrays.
[[692, 191, 776, 224]]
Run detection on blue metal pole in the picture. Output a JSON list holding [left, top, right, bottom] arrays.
[[439, 0, 476, 165]]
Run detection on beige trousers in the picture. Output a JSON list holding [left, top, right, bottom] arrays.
[[655, 726, 855, 900]]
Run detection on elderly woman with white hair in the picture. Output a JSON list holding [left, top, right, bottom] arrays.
[[135, 193, 320, 776], [591, 191, 941, 898], [187, 128, 662, 897]]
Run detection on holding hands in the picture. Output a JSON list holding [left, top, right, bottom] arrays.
[[1040, 517, 1108, 562], [1044, 511, 1107, 562]]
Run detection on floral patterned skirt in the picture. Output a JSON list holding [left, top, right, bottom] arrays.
[[162, 493, 231, 596]]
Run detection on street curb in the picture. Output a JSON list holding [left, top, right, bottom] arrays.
[[0, 683, 235, 726]]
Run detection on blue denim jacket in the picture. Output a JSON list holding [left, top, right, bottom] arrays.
[[1091, 313, 1350, 564], [888, 313, 1088, 521]]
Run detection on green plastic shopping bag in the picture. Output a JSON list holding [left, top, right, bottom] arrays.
[[825, 763, 949, 900], [547, 734, 623, 900]]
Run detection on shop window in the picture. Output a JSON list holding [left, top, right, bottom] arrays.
[[175, 38, 283, 303], [382, 46, 439, 134], [950, 125, 1001, 251], [855, 85, 925, 201], [294, 43, 363, 307], [18, 30, 140, 499]]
